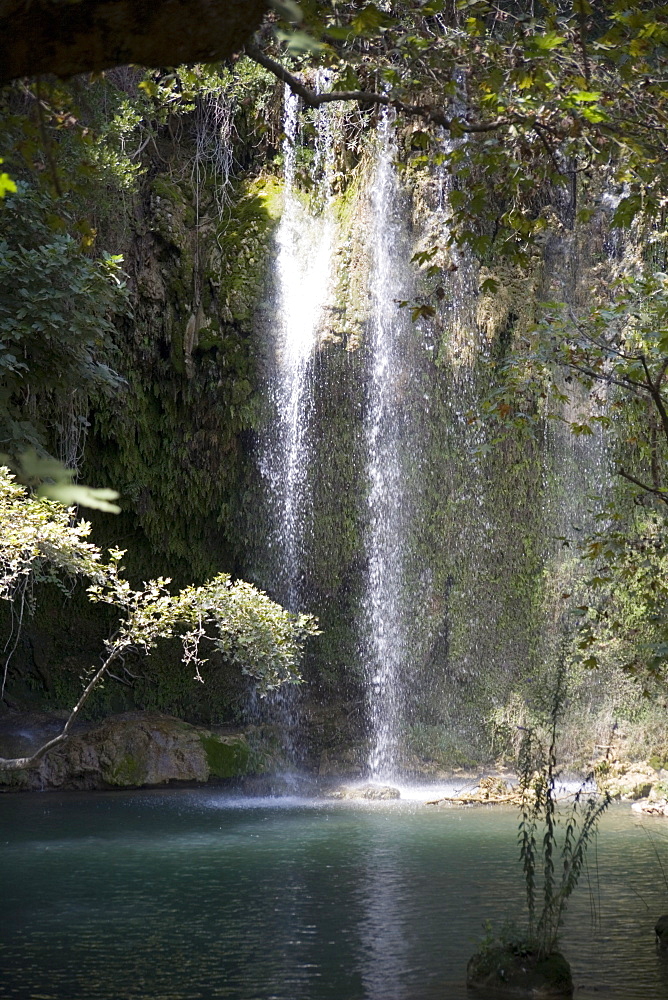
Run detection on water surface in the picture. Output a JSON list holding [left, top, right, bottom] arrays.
[[0, 791, 667, 999]]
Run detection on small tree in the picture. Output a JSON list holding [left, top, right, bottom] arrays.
[[517, 720, 610, 958], [0, 467, 318, 770], [468, 670, 609, 995]]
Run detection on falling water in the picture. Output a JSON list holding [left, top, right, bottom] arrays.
[[364, 114, 416, 781], [263, 85, 337, 609], [258, 84, 338, 763]]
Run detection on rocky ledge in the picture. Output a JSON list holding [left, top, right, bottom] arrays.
[[0, 712, 269, 791], [328, 783, 401, 800], [593, 757, 668, 806]]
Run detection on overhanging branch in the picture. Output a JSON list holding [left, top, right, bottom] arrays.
[[244, 43, 508, 135], [618, 468, 668, 506], [0, 644, 124, 771]]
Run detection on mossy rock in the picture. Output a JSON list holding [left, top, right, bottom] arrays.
[[200, 733, 251, 778], [107, 753, 145, 787], [467, 945, 573, 998], [0, 712, 270, 791]]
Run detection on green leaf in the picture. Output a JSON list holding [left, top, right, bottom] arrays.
[[0, 158, 17, 199], [38, 483, 121, 514], [570, 90, 602, 103], [351, 3, 386, 35], [274, 28, 324, 54], [411, 304, 436, 321], [531, 32, 566, 51], [268, 0, 302, 24]]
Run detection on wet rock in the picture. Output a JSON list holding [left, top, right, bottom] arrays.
[[655, 914, 668, 951], [0, 712, 267, 791], [317, 747, 365, 778], [595, 759, 658, 801], [631, 799, 668, 817], [467, 946, 573, 997], [603, 774, 654, 800], [329, 782, 401, 800]]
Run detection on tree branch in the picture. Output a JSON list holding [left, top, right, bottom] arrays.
[[0, 643, 125, 771], [618, 468, 668, 506], [244, 43, 509, 134], [565, 361, 648, 397], [0, 0, 267, 85], [642, 367, 668, 448]]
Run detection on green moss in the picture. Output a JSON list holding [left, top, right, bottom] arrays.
[[0, 768, 30, 789], [151, 177, 184, 203], [215, 173, 281, 329], [251, 174, 284, 221], [200, 734, 251, 778], [106, 754, 144, 787]]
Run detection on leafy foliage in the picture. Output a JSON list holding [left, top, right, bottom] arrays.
[[0, 467, 105, 598], [0, 467, 319, 734], [472, 267, 668, 688], [516, 673, 610, 957], [256, 0, 668, 261], [0, 186, 129, 476]]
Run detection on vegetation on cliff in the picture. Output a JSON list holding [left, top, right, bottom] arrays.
[[1, 1, 668, 765]]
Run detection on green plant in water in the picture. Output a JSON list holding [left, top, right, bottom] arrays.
[[517, 671, 611, 958], [468, 669, 609, 996]]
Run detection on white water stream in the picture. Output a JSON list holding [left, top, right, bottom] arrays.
[[363, 113, 415, 781], [263, 85, 337, 610], [258, 85, 340, 763]]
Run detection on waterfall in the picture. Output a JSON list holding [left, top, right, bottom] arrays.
[[363, 113, 416, 781], [263, 84, 337, 610], [258, 84, 338, 763], [247, 76, 622, 781]]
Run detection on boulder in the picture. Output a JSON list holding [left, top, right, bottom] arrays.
[[656, 914, 668, 951], [0, 712, 267, 791], [329, 782, 401, 800], [631, 799, 668, 817], [467, 945, 573, 998], [595, 760, 658, 801]]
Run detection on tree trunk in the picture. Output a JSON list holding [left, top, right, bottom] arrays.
[[0, 0, 268, 85]]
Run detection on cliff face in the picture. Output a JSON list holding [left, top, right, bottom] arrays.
[[1, 65, 662, 773]]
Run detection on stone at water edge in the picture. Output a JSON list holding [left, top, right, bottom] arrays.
[[594, 759, 659, 801], [655, 914, 668, 951], [466, 946, 573, 998], [329, 783, 401, 800], [0, 712, 268, 791], [631, 799, 668, 817]]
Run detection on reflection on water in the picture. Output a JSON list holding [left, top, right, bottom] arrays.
[[0, 792, 667, 999], [358, 832, 410, 1000]]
